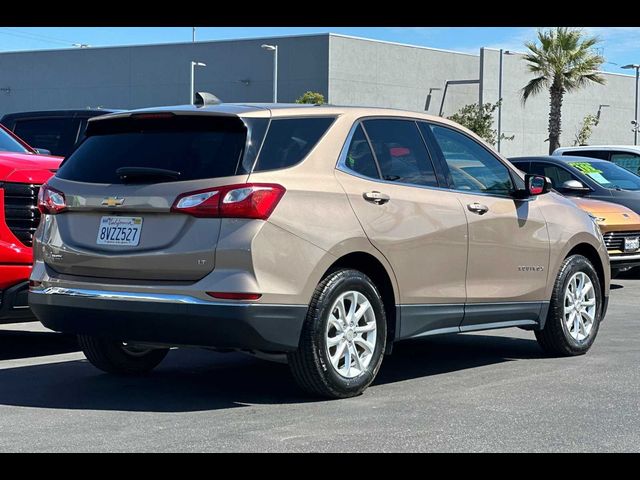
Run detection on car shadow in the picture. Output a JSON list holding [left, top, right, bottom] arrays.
[[0, 330, 543, 413], [0, 330, 79, 361], [615, 268, 640, 280]]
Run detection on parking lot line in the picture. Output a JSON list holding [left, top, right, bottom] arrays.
[[0, 352, 84, 371]]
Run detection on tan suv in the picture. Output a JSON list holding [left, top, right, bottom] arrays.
[[29, 104, 610, 398]]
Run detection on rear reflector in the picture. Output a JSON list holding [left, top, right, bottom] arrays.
[[171, 183, 285, 219], [206, 292, 262, 300]]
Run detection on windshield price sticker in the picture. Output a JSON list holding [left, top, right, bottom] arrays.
[[569, 162, 603, 174]]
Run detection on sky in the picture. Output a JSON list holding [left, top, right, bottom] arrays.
[[0, 27, 638, 74]]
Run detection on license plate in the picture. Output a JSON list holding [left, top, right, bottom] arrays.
[[624, 236, 639, 252], [97, 216, 143, 246]]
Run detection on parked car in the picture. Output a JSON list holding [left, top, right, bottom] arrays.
[[510, 155, 640, 213], [1, 109, 117, 158], [566, 197, 640, 275], [29, 104, 609, 398], [553, 145, 640, 175], [0, 124, 62, 323]]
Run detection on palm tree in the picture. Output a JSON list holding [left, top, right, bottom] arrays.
[[521, 28, 606, 154]]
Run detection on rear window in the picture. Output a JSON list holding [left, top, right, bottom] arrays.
[[57, 115, 249, 184], [252, 117, 335, 172], [56, 115, 334, 184]]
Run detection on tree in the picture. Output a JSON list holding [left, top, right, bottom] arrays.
[[295, 91, 325, 104], [448, 101, 514, 147], [521, 27, 605, 154], [574, 113, 600, 146]]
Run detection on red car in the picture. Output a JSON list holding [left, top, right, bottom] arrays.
[[0, 123, 62, 323]]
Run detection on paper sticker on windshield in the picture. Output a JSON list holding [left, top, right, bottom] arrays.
[[569, 162, 602, 174], [586, 172, 609, 184]]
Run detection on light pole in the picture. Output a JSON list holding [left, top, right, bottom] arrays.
[[497, 50, 518, 153], [190, 61, 206, 105], [192, 27, 196, 43], [622, 64, 640, 145], [261, 44, 278, 103], [424, 87, 441, 111]]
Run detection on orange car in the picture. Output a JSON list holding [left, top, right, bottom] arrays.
[[570, 197, 640, 275]]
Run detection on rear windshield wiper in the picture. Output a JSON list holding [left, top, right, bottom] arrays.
[[116, 167, 181, 183]]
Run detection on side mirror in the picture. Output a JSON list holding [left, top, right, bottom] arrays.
[[560, 179, 590, 193], [525, 174, 552, 196], [33, 147, 52, 155]]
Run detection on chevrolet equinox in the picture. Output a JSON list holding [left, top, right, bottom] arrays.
[[29, 104, 610, 398]]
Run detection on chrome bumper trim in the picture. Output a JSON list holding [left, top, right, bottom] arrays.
[[30, 287, 259, 307], [609, 254, 640, 262]]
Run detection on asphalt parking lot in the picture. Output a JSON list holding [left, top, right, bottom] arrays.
[[1, 276, 638, 453]]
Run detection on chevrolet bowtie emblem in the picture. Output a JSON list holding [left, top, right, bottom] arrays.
[[102, 197, 125, 207]]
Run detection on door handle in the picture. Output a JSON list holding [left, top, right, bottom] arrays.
[[467, 202, 489, 215], [363, 191, 390, 205]]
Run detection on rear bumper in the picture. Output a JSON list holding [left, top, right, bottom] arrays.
[[0, 281, 35, 323], [29, 287, 307, 352]]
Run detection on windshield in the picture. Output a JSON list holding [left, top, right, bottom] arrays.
[[0, 127, 30, 154], [567, 160, 640, 191]]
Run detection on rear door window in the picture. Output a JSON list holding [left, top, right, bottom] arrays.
[[13, 117, 79, 156], [252, 117, 335, 172], [361, 119, 438, 187], [57, 115, 249, 184]]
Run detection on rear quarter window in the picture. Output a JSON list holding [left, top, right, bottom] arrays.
[[252, 117, 335, 172]]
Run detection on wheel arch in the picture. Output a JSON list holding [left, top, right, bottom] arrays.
[[566, 242, 607, 300], [322, 251, 399, 354]]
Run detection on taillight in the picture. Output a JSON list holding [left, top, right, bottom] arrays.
[[38, 184, 67, 214], [171, 183, 285, 220]]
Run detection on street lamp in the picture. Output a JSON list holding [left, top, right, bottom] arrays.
[[424, 87, 441, 111], [597, 104, 610, 122], [622, 64, 640, 145], [497, 50, 518, 153], [261, 44, 278, 103], [190, 61, 206, 105]]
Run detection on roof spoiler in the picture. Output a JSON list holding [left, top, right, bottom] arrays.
[[194, 91, 222, 107]]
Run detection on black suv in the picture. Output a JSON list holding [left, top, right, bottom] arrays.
[[1, 109, 117, 157]]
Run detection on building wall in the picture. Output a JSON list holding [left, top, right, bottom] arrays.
[[0, 33, 636, 156], [328, 35, 480, 115], [480, 48, 636, 156], [0, 34, 329, 114]]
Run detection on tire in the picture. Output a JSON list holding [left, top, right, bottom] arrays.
[[288, 269, 387, 399], [535, 254, 603, 356], [77, 334, 169, 375]]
